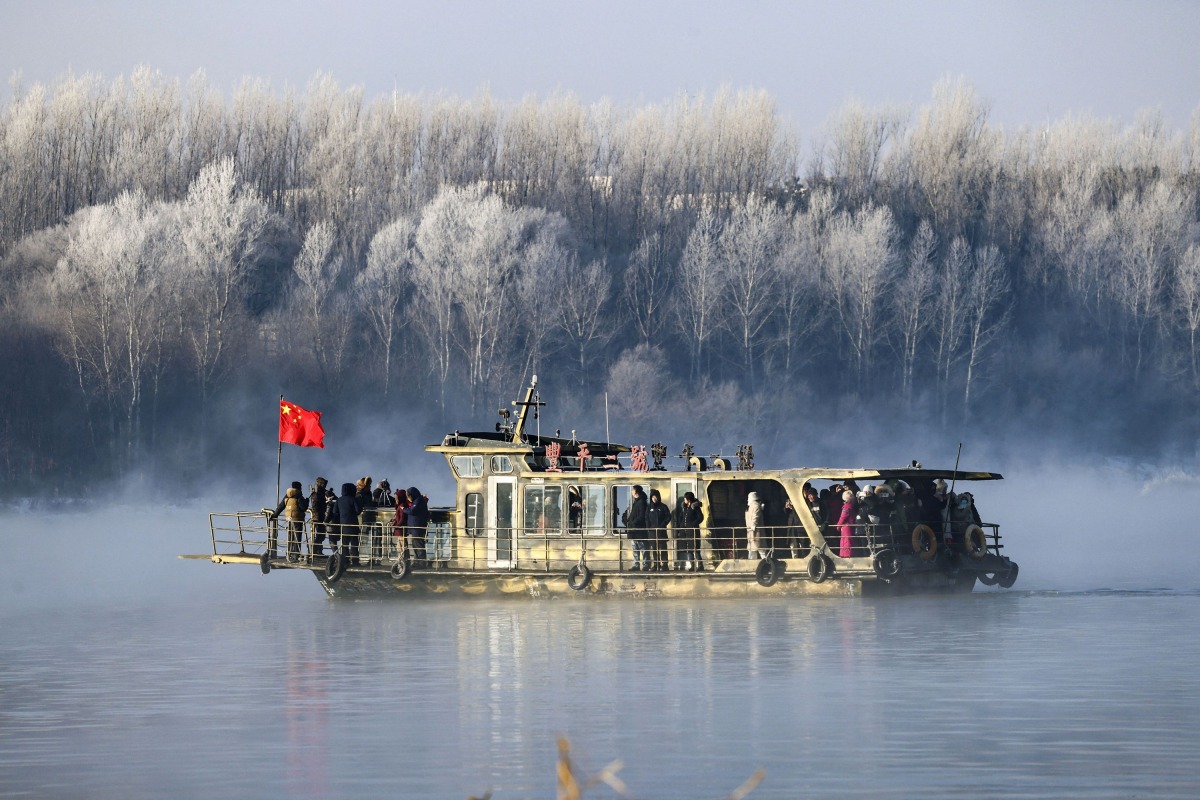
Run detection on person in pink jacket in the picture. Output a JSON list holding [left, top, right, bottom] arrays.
[[836, 489, 856, 558]]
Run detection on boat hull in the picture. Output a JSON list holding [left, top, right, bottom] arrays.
[[314, 567, 867, 598]]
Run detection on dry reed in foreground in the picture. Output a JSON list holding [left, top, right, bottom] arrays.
[[468, 736, 764, 800]]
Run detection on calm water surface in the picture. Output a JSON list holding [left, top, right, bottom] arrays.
[[1, 507, 1198, 799]]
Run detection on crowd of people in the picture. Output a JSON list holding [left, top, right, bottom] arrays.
[[619, 485, 706, 572], [271, 476, 433, 566], [818, 478, 982, 559], [271, 473, 983, 573]]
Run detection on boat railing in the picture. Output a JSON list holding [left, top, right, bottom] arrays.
[[208, 510, 275, 558], [215, 513, 1002, 573]]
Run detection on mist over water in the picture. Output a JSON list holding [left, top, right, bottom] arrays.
[[3, 463, 1199, 798]]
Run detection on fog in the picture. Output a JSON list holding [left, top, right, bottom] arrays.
[[2, 449, 1197, 617]]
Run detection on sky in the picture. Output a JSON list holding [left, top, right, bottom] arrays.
[[1, 0, 1198, 142]]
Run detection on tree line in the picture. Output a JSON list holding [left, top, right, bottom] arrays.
[[2, 69, 1199, 493]]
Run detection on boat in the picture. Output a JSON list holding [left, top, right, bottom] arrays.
[[191, 378, 1019, 598]]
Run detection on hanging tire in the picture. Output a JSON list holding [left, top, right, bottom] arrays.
[[964, 525, 988, 560], [872, 549, 900, 579], [755, 558, 781, 587], [912, 525, 937, 561], [567, 564, 592, 591], [978, 571, 1000, 586], [807, 554, 830, 583], [325, 552, 345, 583], [997, 562, 1019, 589], [259, 553, 271, 575], [390, 559, 409, 580]]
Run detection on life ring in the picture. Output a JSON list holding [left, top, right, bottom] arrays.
[[259, 553, 271, 575], [997, 562, 1019, 589], [756, 558, 781, 587], [567, 564, 592, 591], [325, 552, 345, 583], [964, 525, 988, 560], [912, 525, 937, 561], [872, 549, 900, 579], [390, 559, 409, 580], [807, 554, 830, 583]]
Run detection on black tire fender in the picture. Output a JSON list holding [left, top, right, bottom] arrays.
[[390, 559, 409, 580], [964, 524, 988, 560], [567, 564, 592, 591], [807, 554, 830, 583], [872, 549, 900, 579], [259, 553, 271, 575], [997, 561, 1019, 589], [978, 571, 1000, 586], [325, 552, 345, 583], [912, 524, 937, 561], [755, 558, 781, 587]]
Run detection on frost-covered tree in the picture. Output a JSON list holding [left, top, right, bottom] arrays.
[[823, 204, 899, 390], [355, 216, 417, 397], [178, 157, 275, 403], [291, 219, 346, 391]]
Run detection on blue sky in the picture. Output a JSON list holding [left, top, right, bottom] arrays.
[[2, 0, 1197, 138]]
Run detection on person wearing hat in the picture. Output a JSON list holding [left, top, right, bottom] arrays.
[[309, 476, 329, 556], [745, 491, 764, 560], [273, 480, 309, 562], [623, 485, 649, 570], [373, 479, 395, 507], [678, 492, 703, 571], [646, 488, 671, 571], [836, 489, 857, 559]]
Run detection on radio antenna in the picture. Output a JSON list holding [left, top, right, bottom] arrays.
[[605, 392, 610, 445], [950, 442, 963, 496]]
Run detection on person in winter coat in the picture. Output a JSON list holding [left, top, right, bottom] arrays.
[[623, 485, 649, 570], [391, 488, 411, 559], [784, 498, 805, 559], [836, 490, 857, 559], [356, 477, 375, 509], [405, 486, 429, 566], [745, 491, 765, 559], [334, 482, 362, 563], [646, 489, 671, 571], [308, 476, 329, 556], [373, 479, 395, 508], [274, 481, 309, 561], [948, 490, 982, 549], [679, 492, 704, 571]]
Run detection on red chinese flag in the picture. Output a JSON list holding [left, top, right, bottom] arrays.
[[279, 400, 325, 448]]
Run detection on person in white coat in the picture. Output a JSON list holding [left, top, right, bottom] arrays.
[[745, 491, 764, 559]]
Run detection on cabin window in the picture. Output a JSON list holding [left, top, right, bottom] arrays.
[[451, 455, 484, 477], [490, 455, 512, 474], [524, 484, 564, 535], [465, 492, 483, 536], [612, 485, 633, 531], [568, 484, 606, 536]]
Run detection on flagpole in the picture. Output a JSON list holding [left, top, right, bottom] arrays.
[[276, 394, 284, 505]]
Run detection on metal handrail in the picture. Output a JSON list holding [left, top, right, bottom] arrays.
[[211, 510, 1003, 573]]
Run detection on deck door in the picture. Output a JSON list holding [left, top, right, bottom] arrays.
[[488, 476, 516, 567]]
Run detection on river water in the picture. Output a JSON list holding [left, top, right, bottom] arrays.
[[2, 496, 1199, 799]]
